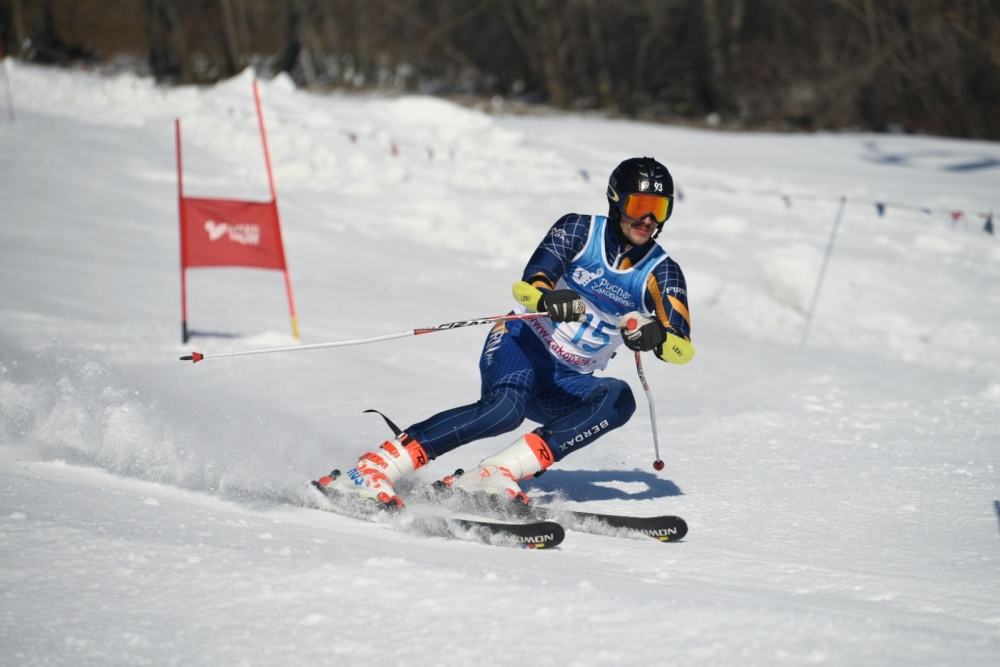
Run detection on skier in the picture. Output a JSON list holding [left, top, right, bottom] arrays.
[[314, 157, 694, 509]]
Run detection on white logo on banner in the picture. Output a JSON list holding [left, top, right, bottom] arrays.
[[572, 266, 604, 287], [204, 220, 261, 246], [205, 221, 228, 241]]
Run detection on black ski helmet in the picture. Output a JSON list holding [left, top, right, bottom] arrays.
[[607, 157, 674, 240]]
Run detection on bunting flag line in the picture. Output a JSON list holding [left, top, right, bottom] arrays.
[[201, 101, 998, 236], [672, 180, 995, 234]]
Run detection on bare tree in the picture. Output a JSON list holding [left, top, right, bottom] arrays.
[[1, 0, 997, 138]]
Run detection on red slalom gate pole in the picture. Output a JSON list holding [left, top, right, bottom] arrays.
[[253, 79, 277, 202], [179, 312, 549, 363], [252, 78, 299, 340], [176, 119, 189, 344], [0, 32, 14, 124]]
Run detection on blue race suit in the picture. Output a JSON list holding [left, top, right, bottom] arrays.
[[403, 213, 691, 462]]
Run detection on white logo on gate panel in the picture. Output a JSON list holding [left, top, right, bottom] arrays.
[[204, 220, 261, 246], [205, 220, 228, 241], [572, 266, 604, 287]]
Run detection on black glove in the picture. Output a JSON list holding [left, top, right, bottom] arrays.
[[538, 289, 586, 323], [616, 312, 666, 352]]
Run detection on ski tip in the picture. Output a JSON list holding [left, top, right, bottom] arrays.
[[179, 352, 204, 363], [452, 518, 565, 549], [521, 521, 565, 549], [656, 518, 688, 542]]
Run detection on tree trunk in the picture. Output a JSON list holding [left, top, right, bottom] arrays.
[[145, 0, 189, 82], [8, 0, 28, 55], [354, 0, 371, 82], [504, 0, 570, 107], [270, 0, 301, 77], [539, 0, 570, 107], [700, 0, 728, 111], [584, 0, 616, 110], [635, 0, 671, 109], [729, 0, 744, 61], [219, 0, 244, 74]]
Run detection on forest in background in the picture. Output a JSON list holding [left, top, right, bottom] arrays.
[[1, 0, 998, 139]]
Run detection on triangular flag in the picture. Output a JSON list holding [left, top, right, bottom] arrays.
[[390, 142, 399, 157], [781, 194, 792, 208], [677, 186, 684, 201], [579, 169, 589, 182], [951, 210, 963, 223], [986, 214, 995, 235], [876, 203, 885, 216]]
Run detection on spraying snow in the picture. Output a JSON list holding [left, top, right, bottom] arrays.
[[1, 61, 999, 665]]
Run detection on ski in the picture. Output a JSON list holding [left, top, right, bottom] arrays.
[[540, 510, 687, 542], [422, 481, 687, 543], [449, 518, 565, 549], [309, 481, 564, 549]]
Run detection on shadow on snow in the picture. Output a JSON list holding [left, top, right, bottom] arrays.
[[186, 330, 243, 340], [523, 468, 682, 502]]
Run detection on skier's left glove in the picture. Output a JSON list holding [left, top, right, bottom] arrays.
[[538, 289, 587, 323], [617, 312, 666, 352], [514, 281, 586, 322]]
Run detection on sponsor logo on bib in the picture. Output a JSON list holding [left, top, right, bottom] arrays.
[[572, 266, 604, 287], [590, 278, 635, 309]]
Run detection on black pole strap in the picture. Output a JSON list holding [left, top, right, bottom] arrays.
[[363, 409, 403, 437]]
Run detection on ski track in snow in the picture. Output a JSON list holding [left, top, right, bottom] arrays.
[[1, 62, 999, 665]]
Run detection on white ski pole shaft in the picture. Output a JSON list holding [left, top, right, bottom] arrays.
[[179, 312, 549, 363], [634, 351, 664, 471]]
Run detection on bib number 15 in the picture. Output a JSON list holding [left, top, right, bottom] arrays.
[[562, 313, 614, 352]]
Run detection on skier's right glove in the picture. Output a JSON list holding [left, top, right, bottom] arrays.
[[537, 289, 587, 323], [617, 312, 666, 352]]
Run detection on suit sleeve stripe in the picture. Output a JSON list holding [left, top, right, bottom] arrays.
[[667, 295, 691, 328], [646, 273, 671, 327], [529, 273, 557, 290]]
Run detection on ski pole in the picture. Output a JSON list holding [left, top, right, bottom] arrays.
[[622, 316, 664, 471], [179, 312, 549, 363], [633, 351, 664, 471]]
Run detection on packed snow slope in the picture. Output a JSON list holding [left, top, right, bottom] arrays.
[[2, 62, 999, 666]]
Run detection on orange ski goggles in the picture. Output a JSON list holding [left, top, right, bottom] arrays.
[[622, 193, 672, 223]]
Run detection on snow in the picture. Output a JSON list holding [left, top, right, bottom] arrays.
[[2, 60, 1000, 665]]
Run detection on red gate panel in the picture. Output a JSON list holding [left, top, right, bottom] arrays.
[[180, 197, 286, 270]]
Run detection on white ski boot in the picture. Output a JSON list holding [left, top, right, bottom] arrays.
[[314, 435, 428, 509], [439, 433, 554, 507]]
